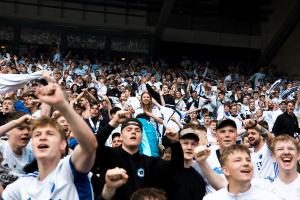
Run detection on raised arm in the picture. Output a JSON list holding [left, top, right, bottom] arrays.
[[244, 119, 274, 147], [194, 145, 227, 190], [36, 83, 98, 173], [0, 114, 32, 136]]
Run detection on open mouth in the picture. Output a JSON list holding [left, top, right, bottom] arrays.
[[130, 136, 137, 140], [37, 144, 49, 149], [20, 137, 30, 142], [281, 156, 292, 163], [240, 169, 251, 174]]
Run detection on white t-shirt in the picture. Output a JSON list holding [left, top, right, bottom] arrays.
[[251, 142, 278, 181], [0, 142, 34, 177], [2, 155, 93, 200], [253, 175, 300, 200], [269, 174, 300, 200], [203, 183, 280, 200]]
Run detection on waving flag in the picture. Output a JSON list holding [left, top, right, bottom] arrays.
[[0, 71, 43, 93], [281, 86, 298, 99], [267, 79, 282, 94]]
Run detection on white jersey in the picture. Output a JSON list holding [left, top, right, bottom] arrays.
[[203, 183, 280, 200], [0, 142, 34, 177], [2, 155, 93, 200], [253, 175, 300, 200], [251, 143, 278, 182], [269, 174, 300, 200]]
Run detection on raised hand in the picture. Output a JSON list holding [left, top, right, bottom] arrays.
[[165, 127, 179, 143], [105, 167, 128, 189], [35, 83, 66, 107], [194, 145, 211, 164], [15, 114, 33, 125], [243, 119, 256, 128]]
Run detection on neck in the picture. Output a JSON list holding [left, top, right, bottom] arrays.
[[219, 147, 225, 154], [122, 145, 139, 155], [9, 142, 23, 156], [254, 141, 265, 153], [184, 159, 193, 168], [279, 169, 298, 184], [37, 156, 61, 181], [228, 181, 251, 195]]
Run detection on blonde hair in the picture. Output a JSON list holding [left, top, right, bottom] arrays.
[[271, 134, 300, 153], [31, 117, 66, 140], [220, 144, 250, 167]]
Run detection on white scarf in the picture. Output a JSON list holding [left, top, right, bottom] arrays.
[[0, 71, 43, 93]]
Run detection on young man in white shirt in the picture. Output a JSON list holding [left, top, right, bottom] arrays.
[[268, 135, 300, 200], [2, 83, 98, 200], [0, 112, 34, 194], [192, 119, 238, 192], [245, 119, 278, 181], [203, 144, 280, 200]]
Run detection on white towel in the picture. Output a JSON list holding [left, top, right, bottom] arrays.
[[0, 71, 43, 93]]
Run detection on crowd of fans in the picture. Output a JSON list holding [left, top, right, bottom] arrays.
[[0, 47, 299, 200]]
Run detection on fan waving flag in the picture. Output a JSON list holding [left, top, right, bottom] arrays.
[[267, 79, 282, 95], [281, 86, 298, 99], [0, 71, 43, 93]]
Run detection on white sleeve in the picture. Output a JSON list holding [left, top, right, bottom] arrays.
[[2, 181, 21, 200]]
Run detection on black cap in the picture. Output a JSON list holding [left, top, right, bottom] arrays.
[[121, 118, 143, 131], [179, 128, 199, 141], [217, 119, 237, 130]]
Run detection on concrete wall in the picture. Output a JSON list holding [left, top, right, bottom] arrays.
[[162, 28, 261, 49], [0, 0, 261, 49], [0, 0, 148, 31], [271, 20, 300, 77], [260, 0, 300, 77], [260, 0, 296, 49]]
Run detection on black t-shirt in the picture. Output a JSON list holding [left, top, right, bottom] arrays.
[[272, 112, 300, 137], [0, 112, 9, 126], [167, 167, 206, 200]]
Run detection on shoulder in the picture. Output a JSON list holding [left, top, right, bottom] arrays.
[[203, 188, 227, 200]]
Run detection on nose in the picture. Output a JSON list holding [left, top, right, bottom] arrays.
[[39, 132, 48, 140], [186, 143, 193, 150], [283, 148, 290, 154], [242, 159, 251, 166]]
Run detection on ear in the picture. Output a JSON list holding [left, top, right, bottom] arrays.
[[60, 140, 67, 155], [223, 166, 230, 177]]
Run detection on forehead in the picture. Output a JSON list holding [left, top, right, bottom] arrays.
[[32, 125, 58, 133], [274, 140, 297, 149], [180, 138, 198, 144], [217, 126, 237, 133], [122, 125, 141, 132], [14, 123, 30, 130], [57, 116, 66, 121], [3, 99, 13, 104], [227, 151, 250, 161], [247, 128, 259, 135]]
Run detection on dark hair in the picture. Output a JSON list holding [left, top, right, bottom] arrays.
[[110, 107, 121, 115], [5, 112, 27, 124], [130, 187, 167, 200], [258, 120, 269, 130], [112, 132, 121, 140]]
